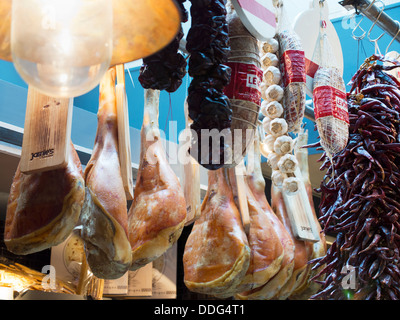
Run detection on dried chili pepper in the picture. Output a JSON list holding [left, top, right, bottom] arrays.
[[310, 55, 400, 300], [138, 0, 188, 92]]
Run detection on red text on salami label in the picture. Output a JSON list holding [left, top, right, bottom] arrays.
[[313, 85, 349, 124], [224, 62, 263, 106]]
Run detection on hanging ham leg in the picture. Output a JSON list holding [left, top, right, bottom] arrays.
[[128, 89, 186, 270], [227, 167, 284, 295], [271, 183, 313, 299], [79, 67, 132, 279], [289, 129, 326, 300], [183, 168, 250, 296], [4, 142, 85, 255], [236, 137, 295, 300]]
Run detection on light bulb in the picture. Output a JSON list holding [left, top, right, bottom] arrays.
[[10, 0, 113, 98]]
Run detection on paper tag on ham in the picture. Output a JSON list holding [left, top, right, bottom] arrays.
[[224, 62, 263, 105], [313, 85, 349, 124], [281, 50, 306, 87]]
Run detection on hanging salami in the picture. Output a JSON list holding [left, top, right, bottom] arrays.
[[275, 1, 306, 134], [313, 31, 349, 159], [223, 0, 263, 166]]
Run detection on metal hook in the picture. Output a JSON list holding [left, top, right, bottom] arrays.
[[364, 0, 378, 12], [385, 20, 400, 55], [367, 0, 386, 55], [352, 13, 366, 41]]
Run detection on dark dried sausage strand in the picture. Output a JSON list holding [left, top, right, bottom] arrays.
[[186, 0, 232, 170], [138, 0, 188, 93]]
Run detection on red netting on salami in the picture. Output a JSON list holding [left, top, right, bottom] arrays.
[[281, 50, 307, 87]]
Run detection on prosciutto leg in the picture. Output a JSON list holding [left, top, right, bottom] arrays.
[[4, 142, 85, 255], [270, 184, 313, 299], [236, 138, 295, 300], [79, 67, 132, 279], [289, 129, 326, 299], [183, 168, 250, 296], [128, 89, 186, 270], [227, 167, 284, 294]]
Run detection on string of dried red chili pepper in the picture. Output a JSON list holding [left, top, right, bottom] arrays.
[[310, 55, 400, 300]]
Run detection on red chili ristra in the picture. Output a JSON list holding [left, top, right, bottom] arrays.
[[309, 55, 400, 300]]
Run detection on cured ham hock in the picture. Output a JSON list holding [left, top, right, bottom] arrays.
[[4, 142, 85, 255], [128, 89, 186, 270], [79, 67, 132, 279], [183, 168, 250, 296]]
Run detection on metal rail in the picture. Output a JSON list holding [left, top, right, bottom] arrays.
[[304, 103, 316, 121], [339, 0, 400, 47]]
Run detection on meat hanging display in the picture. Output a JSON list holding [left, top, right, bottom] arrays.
[[183, 168, 250, 297], [128, 89, 186, 270], [310, 55, 400, 300], [4, 142, 85, 255], [5, 0, 400, 303], [186, 0, 233, 170], [138, 0, 187, 93], [79, 67, 132, 279]]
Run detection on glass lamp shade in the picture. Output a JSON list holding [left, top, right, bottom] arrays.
[[1, 0, 181, 97], [11, 0, 113, 98]]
